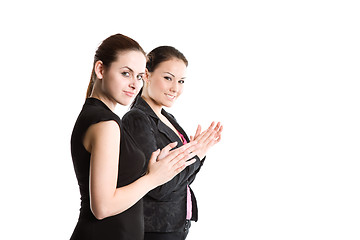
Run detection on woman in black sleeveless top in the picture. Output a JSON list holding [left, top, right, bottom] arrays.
[[71, 98, 146, 239], [70, 34, 198, 240]]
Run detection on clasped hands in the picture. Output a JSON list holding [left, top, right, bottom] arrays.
[[146, 122, 223, 186], [157, 121, 223, 162]]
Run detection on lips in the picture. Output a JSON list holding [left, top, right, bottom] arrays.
[[165, 93, 176, 101], [124, 91, 135, 97]]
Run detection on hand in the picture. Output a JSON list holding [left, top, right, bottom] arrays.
[[156, 141, 196, 161], [190, 121, 223, 160], [146, 141, 198, 187]]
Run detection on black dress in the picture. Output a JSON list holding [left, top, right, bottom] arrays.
[[70, 98, 146, 240]]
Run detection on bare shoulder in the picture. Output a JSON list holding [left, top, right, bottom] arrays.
[[84, 120, 121, 152]]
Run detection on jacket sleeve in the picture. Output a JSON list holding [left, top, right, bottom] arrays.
[[122, 109, 157, 162], [187, 156, 206, 185], [122, 110, 203, 201]]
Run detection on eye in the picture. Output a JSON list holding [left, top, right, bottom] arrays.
[[122, 72, 130, 77], [178, 80, 185, 84], [164, 76, 172, 81], [137, 75, 143, 81]]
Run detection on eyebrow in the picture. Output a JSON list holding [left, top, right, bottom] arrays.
[[164, 72, 175, 77], [121, 66, 145, 75], [164, 72, 186, 79]]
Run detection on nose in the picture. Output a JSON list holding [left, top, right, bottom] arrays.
[[170, 81, 179, 93], [129, 83, 135, 90], [129, 77, 136, 90], [129, 74, 143, 90]]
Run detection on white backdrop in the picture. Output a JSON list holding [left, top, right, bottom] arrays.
[[1, 0, 359, 239]]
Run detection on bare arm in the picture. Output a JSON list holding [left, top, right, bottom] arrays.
[[84, 120, 196, 220]]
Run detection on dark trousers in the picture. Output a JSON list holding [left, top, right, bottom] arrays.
[[144, 220, 191, 240]]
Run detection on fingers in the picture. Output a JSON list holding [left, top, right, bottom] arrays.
[[158, 141, 196, 165], [218, 125, 224, 133], [203, 125, 219, 146], [158, 141, 179, 160], [214, 122, 222, 132], [204, 122, 223, 143], [149, 149, 160, 164], [164, 141, 179, 151], [195, 125, 201, 139], [190, 122, 223, 157], [190, 125, 202, 142], [158, 141, 197, 163], [215, 125, 223, 143], [195, 122, 216, 144], [173, 157, 197, 175], [175, 140, 197, 153], [206, 123, 223, 147], [167, 144, 193, 164], [167, 144, 198, 171], [185, 158, 197, 167], [174, 164, 187, 175], [214, 124, 223, 142], [215, 134, 222, 143]]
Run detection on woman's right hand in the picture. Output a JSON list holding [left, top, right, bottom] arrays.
[[190, 121, 223, 160], [146, 141, 197, 187]]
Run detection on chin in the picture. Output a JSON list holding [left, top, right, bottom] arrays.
[[117, 98, 132, 107], [163, 101, 175, 108]]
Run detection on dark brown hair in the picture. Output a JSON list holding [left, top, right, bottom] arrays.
[[146, 46, 188, 73], [86, 34, 146, 98]]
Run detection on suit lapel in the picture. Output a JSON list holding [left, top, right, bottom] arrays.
[[132, 95, 189, 146], [161, 110, 190, 144], [157, 119, 184, 146]]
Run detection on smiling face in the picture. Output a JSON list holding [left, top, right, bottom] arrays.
[[144, 58, 187, 110], [94, 50, 146, 109]]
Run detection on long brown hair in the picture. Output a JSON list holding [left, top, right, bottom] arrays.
[[86, 34, 146, 98]]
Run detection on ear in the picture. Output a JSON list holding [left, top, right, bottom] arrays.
[[144, 68, 151, 84], [94, 60, 105, 80]]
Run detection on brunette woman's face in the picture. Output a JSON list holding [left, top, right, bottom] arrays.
[[101, 50, 146, 106], [146, 58, 187, 108]]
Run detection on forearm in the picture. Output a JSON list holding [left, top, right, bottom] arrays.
[[91, 174, 156, 220]]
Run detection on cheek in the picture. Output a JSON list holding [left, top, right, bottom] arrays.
[[178, 85, 184, 96], [104, 74, 124, 94], [149, 86, 161, 100], [154, 79, 167, 90], [150, 80, 165, 95]]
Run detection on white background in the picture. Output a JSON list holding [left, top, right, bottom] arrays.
[[1, 0, 359, 239]]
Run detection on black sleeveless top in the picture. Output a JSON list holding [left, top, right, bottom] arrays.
[[70, 98, 146, 240]]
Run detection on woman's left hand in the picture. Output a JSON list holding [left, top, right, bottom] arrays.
[[190, 121, 223, 160]]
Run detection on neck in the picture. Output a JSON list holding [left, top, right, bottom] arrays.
[[90, 81, 117, 111], [141, 93, 163, 116], [90, 92, 116, 112]]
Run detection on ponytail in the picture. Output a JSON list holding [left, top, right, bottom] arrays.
[[86, 67, 96, 99]]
